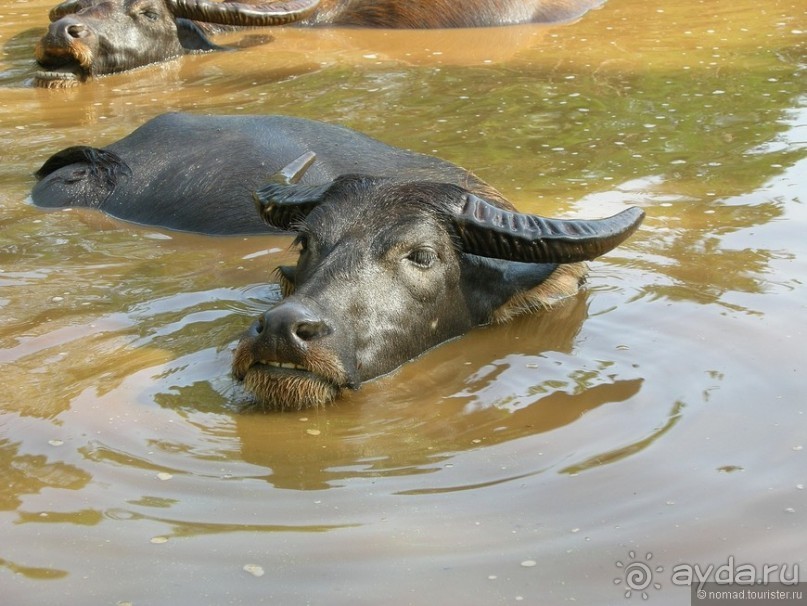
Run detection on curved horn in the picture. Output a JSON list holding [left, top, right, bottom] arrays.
[[453, 194, 645, 264], [49, 0, 92, 21], [167, 0, 319, 27], [268, 151, 316, 186], [253, 152, 324, 230]]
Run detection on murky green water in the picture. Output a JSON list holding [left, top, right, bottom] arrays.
[[1, 0, 805, 604]]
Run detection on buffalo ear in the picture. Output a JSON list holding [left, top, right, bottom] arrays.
[[35, 146, 129, 182], [176, 18, 224, 51], [275, 265, 297, 297], [461, 256, 589, 324], [254, 182, 330, 230], [252, 152, 324, 230], [461, 255, 556, 319], [452, 194, 644, 264], [32, 146, 130, 209]]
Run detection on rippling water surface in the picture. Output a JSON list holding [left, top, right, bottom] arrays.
[[1, 0, 805, 604]]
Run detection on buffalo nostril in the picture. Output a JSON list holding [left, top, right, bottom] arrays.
[[66, 23, 87, 38], [293, 320, 329, 342]]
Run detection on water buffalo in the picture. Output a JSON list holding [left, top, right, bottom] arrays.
[[236, 172, 643, 410], [34, 0, 605, 87], [32, 112, 643, 410]]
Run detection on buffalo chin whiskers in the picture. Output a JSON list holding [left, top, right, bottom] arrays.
[[242, 370, 340, 411]]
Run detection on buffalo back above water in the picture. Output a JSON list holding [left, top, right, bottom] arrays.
[[32, 112, 504, 234]]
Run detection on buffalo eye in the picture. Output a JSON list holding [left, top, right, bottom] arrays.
[[132, 2, 160, 20], [405, 247, 438, 269]]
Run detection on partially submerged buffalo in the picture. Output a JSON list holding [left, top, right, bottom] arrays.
[[32, 112, 511, 233], [34, 0, 605, 87], [32, 113, 643, 410]]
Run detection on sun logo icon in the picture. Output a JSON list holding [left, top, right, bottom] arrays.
[[614, 550, 664, 599]]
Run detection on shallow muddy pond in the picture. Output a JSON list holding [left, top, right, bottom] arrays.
[[1, 0, 805, 604]]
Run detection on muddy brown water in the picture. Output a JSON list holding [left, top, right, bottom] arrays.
[[1, 0, 805, 604]]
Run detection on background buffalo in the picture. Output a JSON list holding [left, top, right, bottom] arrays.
[[34, 0, 605, 86]]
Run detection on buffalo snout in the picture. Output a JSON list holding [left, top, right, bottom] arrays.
[[38, 16, 93, 58], [233, 299, 356, 411], [35, 13, 97, 86], [254, 300, 333, 357], [56, 17, 91, 40]]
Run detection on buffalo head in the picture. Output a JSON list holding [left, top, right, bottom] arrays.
[[34, 0, 320, 87], [232, 154, 644, 410]]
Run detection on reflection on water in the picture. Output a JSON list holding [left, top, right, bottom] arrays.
[[560, 399, 684, 474], [0, 0, 805, 603], [0, 435, 91, 511]]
